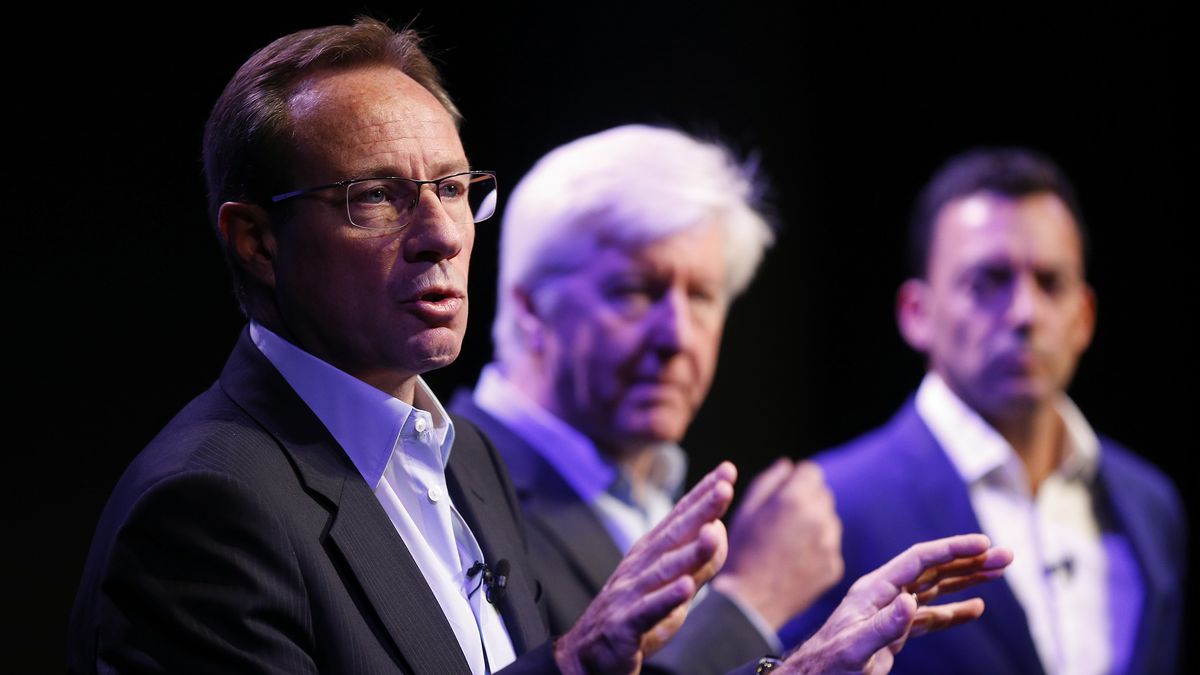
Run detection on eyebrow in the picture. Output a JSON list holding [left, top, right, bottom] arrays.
[[339, 164, 472, 182]]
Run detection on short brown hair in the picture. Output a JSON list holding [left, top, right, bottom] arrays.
[[202, 17, 460, 311]]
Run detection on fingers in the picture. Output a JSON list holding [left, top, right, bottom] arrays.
[[623, 575, 697, 637], [910, 569, 1007, 604], [839, 591, 918, 667], [865, 646, 895, 675], [780, 462, 841, 553], [673, 461, 737, 514], [734, 457, 793, 517], [904, 547, 1013, 603], [555, 463, 736, 675], [872, 534, 993, 590], [632, 462, 736, 559], [718, 459, 842, 627], [908, 598, 986, 638], [641, 520, 727, 590]]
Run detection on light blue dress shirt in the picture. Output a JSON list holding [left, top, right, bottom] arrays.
[[250, 322, 515, 674]]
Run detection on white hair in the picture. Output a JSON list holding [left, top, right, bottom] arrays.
[[492, 124, 775, 365]]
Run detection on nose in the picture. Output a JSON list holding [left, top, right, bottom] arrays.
[[1006, 272, 1040, 332], [646, 287, 692, 356], [402, 184, 466, 263]]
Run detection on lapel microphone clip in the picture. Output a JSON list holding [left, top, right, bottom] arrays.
[[467, 559, 509, 605]]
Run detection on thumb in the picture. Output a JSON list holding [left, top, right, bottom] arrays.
[[845, 592, 917, 668]]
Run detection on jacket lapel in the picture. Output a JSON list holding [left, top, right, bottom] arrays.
[[220, 330, 471, 674], [523, 489, 624, 595], [451, 393, 623, 595], [445, 416, 549, 655], [892, 403, 1046, 675]]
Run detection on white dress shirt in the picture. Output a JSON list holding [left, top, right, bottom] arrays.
[[472, 363, 782, 650], [916, 373, 1142, 675], [251, 323, 515, 674]]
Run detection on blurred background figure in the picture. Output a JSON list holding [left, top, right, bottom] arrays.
[[785, 148, 1187, 675], [452, 125, 844, 674]]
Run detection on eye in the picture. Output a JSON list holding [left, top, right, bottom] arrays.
[[968, 266, 1012, 298], [1036, 271, 1066, 296], [348, 180, 407, 207], [604, 279, 658, 316], [438, 177, 468, 201], [362, 187, 389, 204], [608, 282, 651, 300], [688, 285, 719, 305]]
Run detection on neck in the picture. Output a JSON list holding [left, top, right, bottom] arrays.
[[356, 370, 419, 405], [602, 442, 661, 504], [253, 314, 419, 405], [505, 357, 665, 496], [616, 443, 660, 484], [987, 403, 1065, 494]]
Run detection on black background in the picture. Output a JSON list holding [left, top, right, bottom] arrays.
[[8, 3, 1195, 671]]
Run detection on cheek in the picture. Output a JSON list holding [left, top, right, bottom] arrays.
[[934, 307, 988, 370], [584, 325, 639, 397], [690, 331, 723, 397]]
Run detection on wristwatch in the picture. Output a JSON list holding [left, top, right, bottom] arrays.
[[756, 656, 785, 673]]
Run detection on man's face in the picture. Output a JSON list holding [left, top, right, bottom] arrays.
[[533, 221, 729, 456], [268, 65, 473, 394], [906, 190, 1094, 419]]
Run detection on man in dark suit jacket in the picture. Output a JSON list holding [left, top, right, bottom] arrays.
[[67, 19, 740, 675], [784, 148, 1187, 674], [452, 126, 1018, 675]]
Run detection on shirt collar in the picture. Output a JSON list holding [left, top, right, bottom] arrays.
[[249, 321, 455, 488], [472, 363, 686, 506], [915, 372, 1100, 488]]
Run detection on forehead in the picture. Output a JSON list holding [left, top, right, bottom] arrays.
[[592, 220, 728, 279], [930, 191, 1084, 272], [285, 65, 466, 181]]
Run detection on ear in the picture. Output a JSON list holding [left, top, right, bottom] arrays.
[[512, 286, 548, 355], [217, 201, 277, 290], [896, 278, 933, 353], [1073, 283, 1097, 353]]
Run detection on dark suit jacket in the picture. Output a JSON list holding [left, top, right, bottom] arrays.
[[68, 331, 555, 674], [782, 400, 1187, 675], [451, 391, 772, 675]]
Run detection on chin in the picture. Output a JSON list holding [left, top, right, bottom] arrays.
[[399, 329, 463, 373], [980, 386, 1054, 420], [623, 416, 689, 446]]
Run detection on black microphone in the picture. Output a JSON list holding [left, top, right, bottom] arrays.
[[487, 559, 509, 605], [467, 559, 509, 605], [1043, 556, 1075, 579]]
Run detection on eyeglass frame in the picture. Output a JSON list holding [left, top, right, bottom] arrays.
[[267, 170, 498, 231]]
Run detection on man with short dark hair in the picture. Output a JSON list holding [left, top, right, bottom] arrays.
[[785, 148, 1187, 675]]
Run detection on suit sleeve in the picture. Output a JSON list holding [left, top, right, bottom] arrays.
[[90, 471, 317, 675], [644, 589, 774, 675]]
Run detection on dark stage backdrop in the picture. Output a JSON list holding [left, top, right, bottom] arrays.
[[10, 4, 1195, 671]]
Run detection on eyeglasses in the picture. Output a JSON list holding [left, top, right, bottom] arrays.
[[269, 171, 498, 231]]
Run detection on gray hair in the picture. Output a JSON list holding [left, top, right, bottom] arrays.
[[493, 124, 775, 365]]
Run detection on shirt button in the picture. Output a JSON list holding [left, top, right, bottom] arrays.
[[427, 486, 444, 503], [414, 418, 428, 433]]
